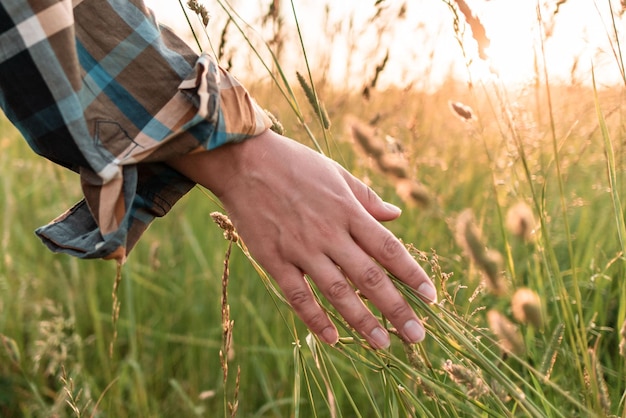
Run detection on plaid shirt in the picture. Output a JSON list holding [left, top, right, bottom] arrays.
[[0, 0, 271, 261]]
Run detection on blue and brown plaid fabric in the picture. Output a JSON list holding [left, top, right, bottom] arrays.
[[0, 0, 271, 261]]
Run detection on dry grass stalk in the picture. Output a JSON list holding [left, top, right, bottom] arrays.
[[454, 209, 507, 295], [362, 50, 390, 100], [217, 17, 232, 64], [305, 333, 338, 418], [149, 241, 161, 270], [60, 366, 92, 417], [541, 0, 569, 38], [212, 211, 239, 415], [228, 366, 241, 417], [588, 348, 611, 415], [539, 323, 563, 381], [442, 359, 489, 399], [109, 262, 122, 358], [619, 318, 626, 357], [452, 0, 490, 60], [506, 202, 536, 242], [261, 0, 285, 67], [399, 338, 436, 398], [487, 310, 525, 356], [511, 287, 543, 329]]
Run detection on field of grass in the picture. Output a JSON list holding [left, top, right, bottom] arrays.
[[2, 1, 626, 417]]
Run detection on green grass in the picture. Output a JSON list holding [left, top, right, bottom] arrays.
[[2, 1, 626, 416]]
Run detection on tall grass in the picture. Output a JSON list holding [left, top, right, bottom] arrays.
[[1, 0, 626, 416]]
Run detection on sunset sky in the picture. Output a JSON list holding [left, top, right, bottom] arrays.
[[145, 0, 625, 89]]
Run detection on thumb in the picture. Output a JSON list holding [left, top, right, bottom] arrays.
[[344, 172, 402, 221]]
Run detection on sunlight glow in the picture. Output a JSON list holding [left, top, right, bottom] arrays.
[[146, 0, 625, 89]]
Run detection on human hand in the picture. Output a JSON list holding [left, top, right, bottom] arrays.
[[167, 129, 437, 349]]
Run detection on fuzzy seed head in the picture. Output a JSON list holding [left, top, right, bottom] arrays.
[[211, 212, 239, 242], [449, 100, 474, 121], [511, 288, 543, 329], [506, 202, 536, 242], [454, 210, 507, 294], [442, 359, 488, 399], [349, 118, 386, 158], [395, 179, 431, 207], [377, 153, 409, 179], [482, 249, 506, 295], [187, 0, 210, 26], [487, 310, 525, 356]]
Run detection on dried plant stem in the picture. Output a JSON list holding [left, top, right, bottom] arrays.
[[212, 212, 239, 417], [109, 262, 122, 358]]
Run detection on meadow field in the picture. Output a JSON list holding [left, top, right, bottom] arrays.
[[2, 1, 626, 416]]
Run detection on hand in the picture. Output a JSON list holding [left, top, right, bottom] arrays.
[[167, 129, 437, 349]]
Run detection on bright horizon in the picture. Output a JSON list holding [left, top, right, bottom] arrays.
[[145, 0, 626, 90]]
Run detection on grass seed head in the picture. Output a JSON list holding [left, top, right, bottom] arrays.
[[442, 359, 489, 399], [454, 209, 482, 257], [377, 153, 409, 179], [449, 100, 475, 121], [348, 117, 386, 158], [454, 209, 507, 294], [589, 348, 611, 415], [487, 310, 525, 356], [481, 249, 506, 295], [211, 212, 239, 242], [511, 287, 543, 329], [506, 202, 536, 242], [264, 109, 285, 135], [395, 179, 431, 207], [187, 0, 210, 26]]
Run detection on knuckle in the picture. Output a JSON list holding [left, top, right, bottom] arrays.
[[286, 288, 313, 307], [387, 301, 411, 322], [353, 313, 378, 331], [380, 235, 404, 261], [360, 265, 386, 290], [306, 311, 331, 332], [366, 186, 379, 205], [327, 280, 353, 300]]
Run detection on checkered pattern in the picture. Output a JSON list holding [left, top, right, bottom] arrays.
[[0, 0, 271, 260]]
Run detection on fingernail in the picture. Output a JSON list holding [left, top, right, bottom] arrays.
[[418, 282, 438, 303], [321, 327, 338, 345], [370, 327, 390, 349], [403, 319, 425, 343], [383, 202, 402, 215]]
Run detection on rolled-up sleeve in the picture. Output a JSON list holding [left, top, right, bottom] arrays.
[[0, 0, 271, 261]]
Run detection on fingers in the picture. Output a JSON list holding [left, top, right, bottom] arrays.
[[351, 218, 437, 303], [267, 262, 339, 345], [302, 255, 394, 349], [340, 166, 437, 303], [328, 238, 427, 346]]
